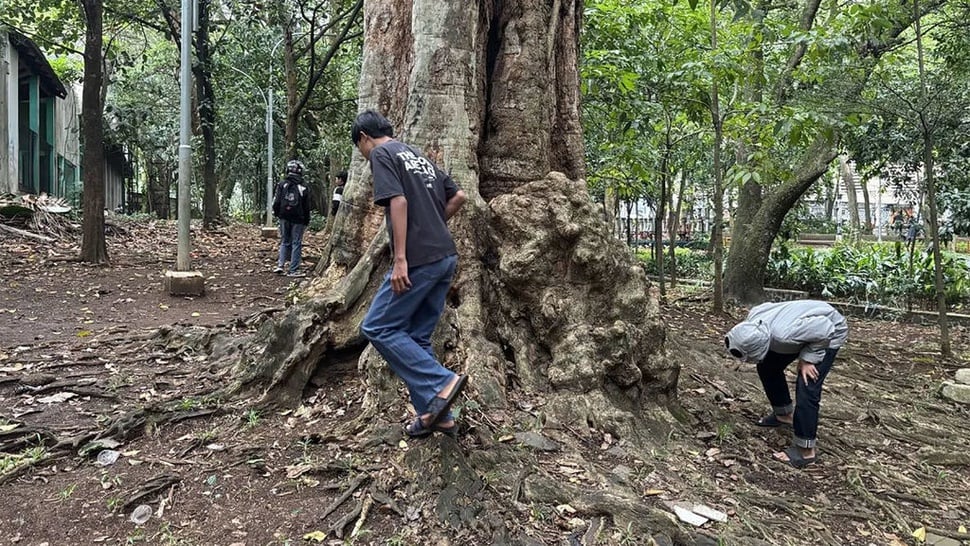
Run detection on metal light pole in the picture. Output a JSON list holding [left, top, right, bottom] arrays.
[[176, 0, 193, 271], [264, 36, 286, 227]]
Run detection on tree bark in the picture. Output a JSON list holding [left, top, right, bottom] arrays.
[[221, 0, 684, 538], [79, 0, 108, 264]]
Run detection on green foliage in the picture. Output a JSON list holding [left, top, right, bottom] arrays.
[[637, 247, 713, 280], [307, 213, 326, 232], [766, 241, 970, 309], [48, 56, 83, 83]]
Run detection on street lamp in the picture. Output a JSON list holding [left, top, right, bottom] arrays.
[[265, 36, 287, 227], [225, 64, 271, 222], [226, 35, 284, 228]]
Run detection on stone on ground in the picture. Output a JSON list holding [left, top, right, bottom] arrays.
[[163, 270, 205, 297], [940, 381, 970, 405]]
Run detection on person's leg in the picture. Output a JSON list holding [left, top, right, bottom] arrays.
[[792, 348, 837, 450], [757, 351, 799, 418], [278, 220, 293, 269], [360, 256, 459, 418], [407, 255, 458, 359], [288, 222, 307, 273]]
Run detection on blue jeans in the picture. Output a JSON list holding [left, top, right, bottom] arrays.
[[757, 348, 838, 448], [278, 219, 307, 273], [360, 254, 459, 418]]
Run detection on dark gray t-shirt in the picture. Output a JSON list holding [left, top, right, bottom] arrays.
[[370, 141, 459, 267]]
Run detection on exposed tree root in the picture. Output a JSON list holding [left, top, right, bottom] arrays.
[[123, 473, 181, 511]]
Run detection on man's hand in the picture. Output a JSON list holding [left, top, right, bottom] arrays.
[[390, 257, 411, 294], [798, 360, 819, 383]]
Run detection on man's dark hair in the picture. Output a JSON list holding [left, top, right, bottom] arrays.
[[351, 110, 394, 145], [336, 170, 348, 183]]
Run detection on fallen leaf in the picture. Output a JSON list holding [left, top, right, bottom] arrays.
[[912, 527, 926, 542], [303, 530, 327, 542], [37, 392, 77, 404]]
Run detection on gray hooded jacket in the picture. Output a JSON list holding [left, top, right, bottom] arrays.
[[725, 300, 848, 364]]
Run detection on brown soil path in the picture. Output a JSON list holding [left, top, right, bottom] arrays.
[[1, 221, 968, 545]]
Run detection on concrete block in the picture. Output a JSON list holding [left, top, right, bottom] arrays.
[[164, 270, 205, 297], [261, 226, 278, 239], [955, 368, 970, 385], [940, 381, 970, 405]]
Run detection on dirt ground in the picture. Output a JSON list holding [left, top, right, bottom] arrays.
[[1, 219, 969, 546]]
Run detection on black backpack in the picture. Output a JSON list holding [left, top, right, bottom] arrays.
[[281, 182, 300, 215]]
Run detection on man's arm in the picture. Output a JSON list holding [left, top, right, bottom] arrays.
[[444, 190, 467, 220], [388, 195, 411, 294]]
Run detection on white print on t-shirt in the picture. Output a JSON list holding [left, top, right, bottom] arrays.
[[396, 150, 437, 187]]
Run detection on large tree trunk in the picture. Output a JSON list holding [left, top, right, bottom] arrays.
[[79, 0, 108, 264], [724, 139, 837, 303], [221, 0, 686, 539]]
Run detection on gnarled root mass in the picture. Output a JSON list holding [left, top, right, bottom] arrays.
[[199, 172, 700, 542]]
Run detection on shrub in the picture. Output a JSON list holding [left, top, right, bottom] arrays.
[[307, 213, 327, 232], [766, 241, 970, 309], [637, 247, 713, 280]]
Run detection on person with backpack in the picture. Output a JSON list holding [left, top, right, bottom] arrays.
[[724, 300, 848, 468], [352, 110, 468, 438], [272, 159, 312, 277]]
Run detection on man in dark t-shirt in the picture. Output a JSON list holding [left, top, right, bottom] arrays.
[[352, 110, 469, 439]]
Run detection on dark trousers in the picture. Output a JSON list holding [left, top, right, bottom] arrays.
[[757, 348, 838, 448]]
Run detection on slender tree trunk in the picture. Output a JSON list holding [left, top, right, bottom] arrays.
[[840, 155, 860, 234], [667, 169, 687, 287], [654, 148, 668, 299], [193, 0, 221, 229], [710, 0, 724, 313], [824, 174, 836, 221], [913, 0, 950, 356], [147, 160, 172, 219], [922, 132, 950, 356], [284, 23, 299, 160], [860, 173, 872, 233], [79, 0, 108, 264]]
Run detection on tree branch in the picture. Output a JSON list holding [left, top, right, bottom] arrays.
[[772, 0, 822, 104], [295, 0, 363, 116]]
